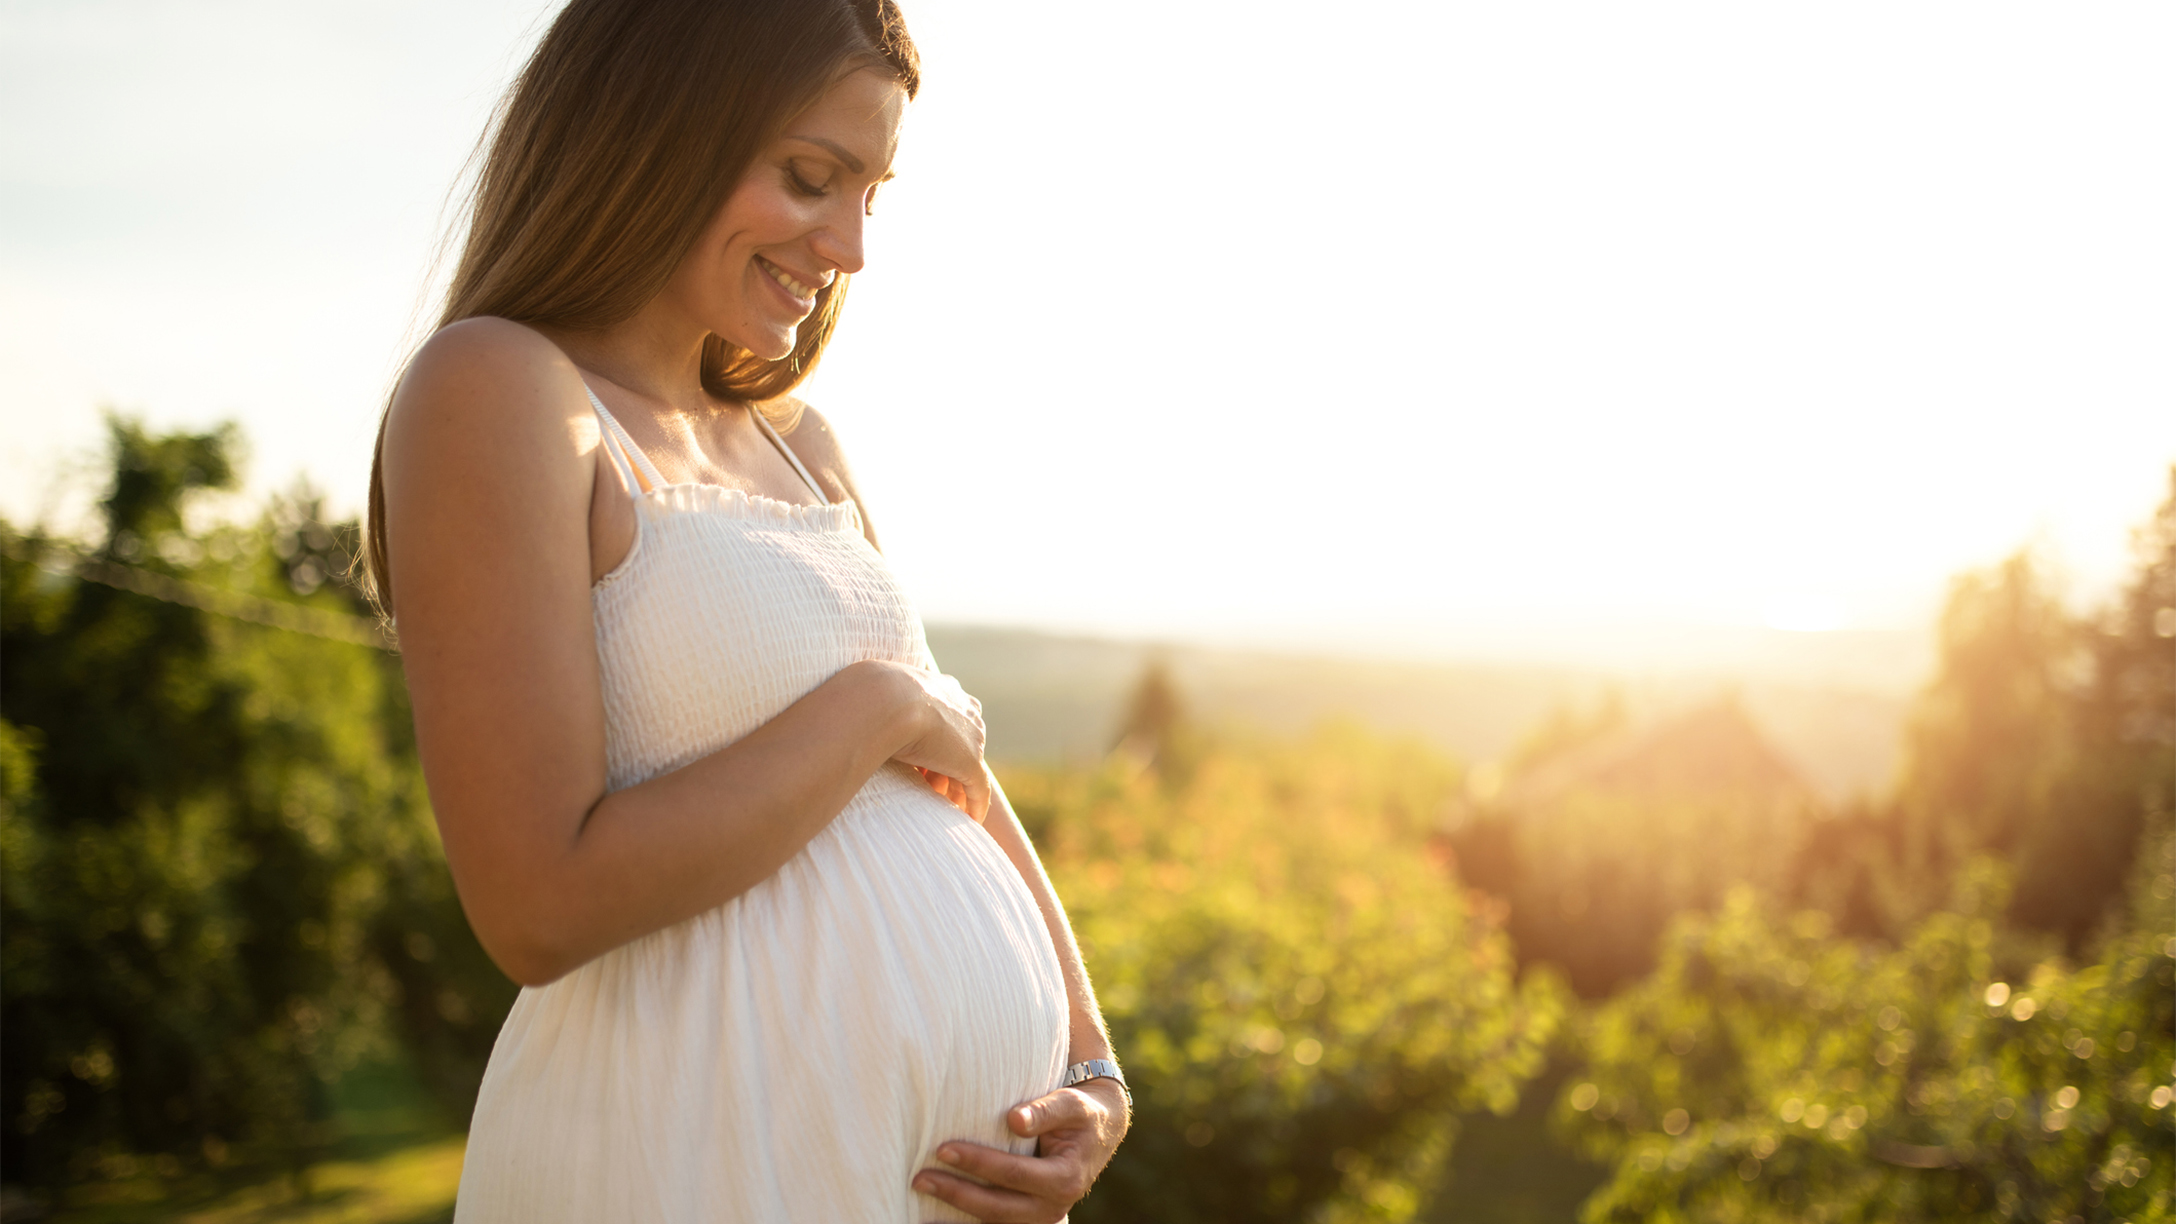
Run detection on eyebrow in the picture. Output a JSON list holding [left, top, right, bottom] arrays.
[[786, 135, 867, 175]]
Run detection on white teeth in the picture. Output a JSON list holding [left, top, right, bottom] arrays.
[[763, 260, 817, 300]]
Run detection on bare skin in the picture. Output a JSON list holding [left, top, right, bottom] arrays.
[[378, 68, 1124, 1220]]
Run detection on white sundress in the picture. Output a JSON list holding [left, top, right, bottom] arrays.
[[451, 390, 1070, 1223]]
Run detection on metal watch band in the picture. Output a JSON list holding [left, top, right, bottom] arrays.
[[1060, 1058, 1130, 1105]]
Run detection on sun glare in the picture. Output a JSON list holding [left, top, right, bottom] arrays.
[[1, 0, 2170, 667], [1763, 595, 1847, 634]]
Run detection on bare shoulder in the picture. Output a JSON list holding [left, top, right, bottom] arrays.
[[768, 397, 879, 548], [379, 318, 606, 612], [388, 317, 594, 456]]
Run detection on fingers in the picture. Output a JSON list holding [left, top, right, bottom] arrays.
[[914, 1142, 1084, 1224], [912, 1168, 1052, 1224], [916, 767, 984, 820], [1008, 1086, 1096, 1137], [910, 1086, 1115, 1223]]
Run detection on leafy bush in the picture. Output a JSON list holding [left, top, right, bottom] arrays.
[[1560, 862, 2175, 1222], [1013, 725, 1565, 1223]]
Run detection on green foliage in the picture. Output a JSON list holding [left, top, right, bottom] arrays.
[[1, 418, 512, 1189], [1560, 867, 2175, 1223], [96, 417, 240, 560], [1013, 725, 1565, 1223], [1515, 475, 2176, 1217]]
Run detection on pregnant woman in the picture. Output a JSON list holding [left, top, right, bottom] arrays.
[[365, 1, 1127, 1218]]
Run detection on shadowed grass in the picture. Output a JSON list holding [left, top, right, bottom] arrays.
[[38, 1062, 464, 1224], [1427, 1059, 1610, 1224]]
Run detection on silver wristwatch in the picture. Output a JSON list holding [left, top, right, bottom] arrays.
[[1060, 1058, 1130, 1107]]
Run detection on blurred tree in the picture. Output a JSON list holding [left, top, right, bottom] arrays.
[[1012, 725, 1564, 1223], [1109, 657, 1191, 780], [1893, 469, 2176, 948], [1897, 554, 2084, 880], [2022, 467, 2176, 944], [0, 418, 512, 1189], [95, 418, 241, 560]]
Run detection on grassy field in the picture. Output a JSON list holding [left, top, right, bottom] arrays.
[[1427, 1061, 1611, 1224], [34, 1065, 463, 1224]]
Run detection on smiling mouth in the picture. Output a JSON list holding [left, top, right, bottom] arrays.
[[758, 257, 826, 302]]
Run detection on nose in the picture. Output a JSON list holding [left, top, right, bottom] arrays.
[[809, 202, 867, 276]]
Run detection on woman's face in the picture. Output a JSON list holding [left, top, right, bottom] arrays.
[[665, 67, 907, 362]]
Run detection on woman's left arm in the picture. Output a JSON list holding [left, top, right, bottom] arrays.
[[912, 775, 1130, 1224]]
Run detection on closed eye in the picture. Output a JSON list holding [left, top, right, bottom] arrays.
[[785, 161, 830, 198]]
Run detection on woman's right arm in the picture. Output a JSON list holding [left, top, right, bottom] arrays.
[[381, 319, 986, 987]]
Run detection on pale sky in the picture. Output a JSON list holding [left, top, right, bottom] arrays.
[[4, 0, 2171, 673]]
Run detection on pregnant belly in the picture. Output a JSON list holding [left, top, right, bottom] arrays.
[[455, 767, 1070, 1224]]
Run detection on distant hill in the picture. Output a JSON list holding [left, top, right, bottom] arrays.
[[926, 623, 1918, 801]]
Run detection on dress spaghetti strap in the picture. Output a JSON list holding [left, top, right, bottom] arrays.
[[584, 386, 665, 494], [585, 383, 826, 506], [752, 408, 829, 504]]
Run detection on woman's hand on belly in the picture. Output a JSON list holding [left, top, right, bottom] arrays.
[[911, 765, 982, 820], [890, 669, 990, 823], [911, 1078, 1129, 1223]]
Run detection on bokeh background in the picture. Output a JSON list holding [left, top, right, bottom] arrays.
[[3, 1, 2172, 1221]]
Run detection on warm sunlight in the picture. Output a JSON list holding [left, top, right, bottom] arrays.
[[1762, 594, 1848, 635], [4, 1, 2169, 674], [6, 5, 2171, 1220]]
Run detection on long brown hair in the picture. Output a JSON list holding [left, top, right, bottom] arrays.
[[364, 0, 918, 609]]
